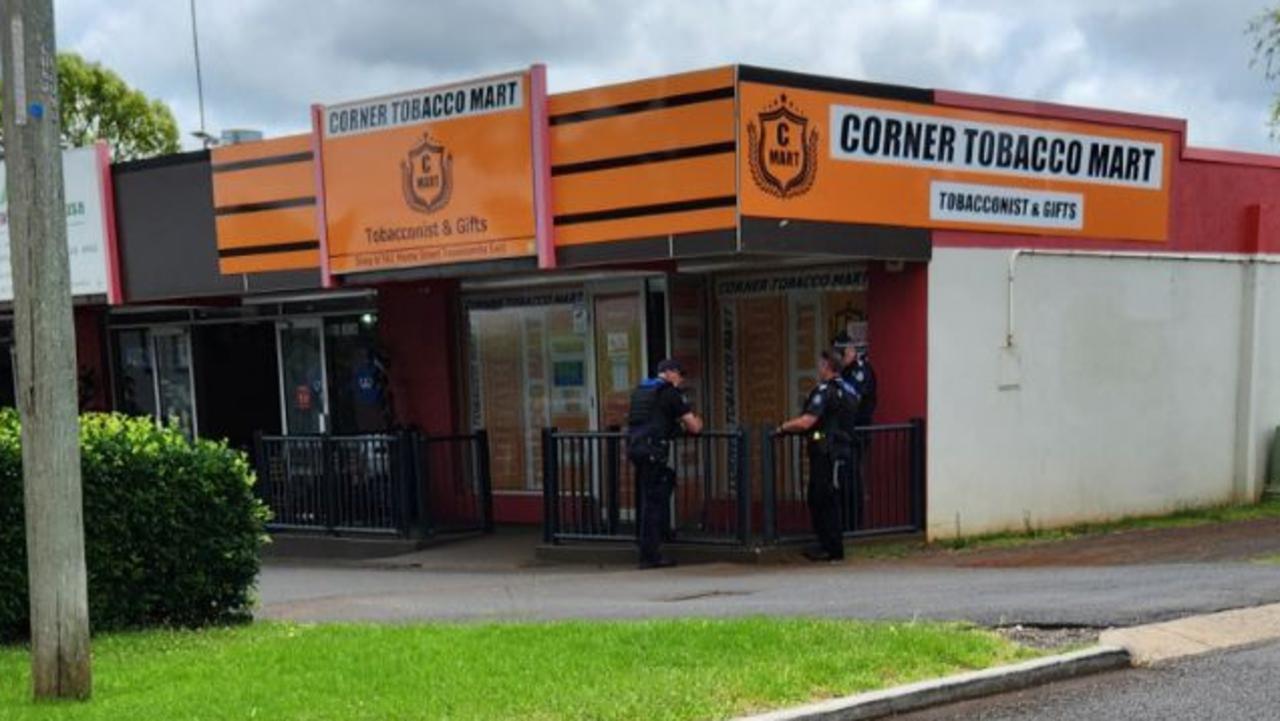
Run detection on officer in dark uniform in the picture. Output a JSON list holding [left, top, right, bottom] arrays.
[[625, 358, 703, 569], [833, 331, 877, 427], [833, 331, 877, 530], [776, 350, 858, 562]]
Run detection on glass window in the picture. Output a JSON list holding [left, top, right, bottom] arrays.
[[114, 328, 158, 419], [0, 343, 15, 409], [324, 313, 388, 434], [277, 321, 325, 435], [154, 330, 196, 437], [467, 300, 591, 491]]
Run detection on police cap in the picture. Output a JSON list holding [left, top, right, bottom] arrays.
[[656, 358, 685, 375]]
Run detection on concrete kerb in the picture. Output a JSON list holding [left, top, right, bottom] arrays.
[[731, 646, 1130, 721]]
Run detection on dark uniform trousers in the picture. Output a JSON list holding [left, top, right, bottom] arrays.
[[635, 456, 675, 563], [839, 440, 864, 531], [808, 449, 845, 557]]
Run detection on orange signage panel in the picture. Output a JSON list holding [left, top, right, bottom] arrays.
[[738, 81, 1173, 242], [316, 70, 541, 275], [549, 67, 737, 248], [211, 134, 320, 274]]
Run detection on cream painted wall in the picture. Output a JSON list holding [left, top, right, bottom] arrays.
[[926, 247, 1280, 539]]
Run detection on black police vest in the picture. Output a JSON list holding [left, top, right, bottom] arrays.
[[811, 383, 855, 458], [626, 378, 671, 460]]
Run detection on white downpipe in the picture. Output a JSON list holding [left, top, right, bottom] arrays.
[[1005, 249, 1280, 349]]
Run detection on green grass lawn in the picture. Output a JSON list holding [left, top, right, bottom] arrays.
[[851, 498, 1280, 559], [0, 619, 1036, 721], [942, 497, 1280, 551]]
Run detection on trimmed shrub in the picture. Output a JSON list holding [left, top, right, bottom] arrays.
[[0, 411, 268, 640]]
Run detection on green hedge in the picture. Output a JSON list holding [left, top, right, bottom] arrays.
[[0, 411, 268, 640]]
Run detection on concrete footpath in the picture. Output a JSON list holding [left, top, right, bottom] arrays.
[[1101, 601, 1280, 665]]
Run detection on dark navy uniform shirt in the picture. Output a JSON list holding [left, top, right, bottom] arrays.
[[803, 379, 858, 457], [841, 358, 877, 425]]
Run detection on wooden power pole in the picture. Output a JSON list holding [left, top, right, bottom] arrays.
[[1, 0, 92, 700]]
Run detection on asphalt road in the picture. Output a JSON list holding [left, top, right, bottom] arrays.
[[898, 639, 1280, 720], [257, 560, 1280, 627]]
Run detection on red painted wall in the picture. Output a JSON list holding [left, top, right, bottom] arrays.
[[1171, 159, 1280, 254], [494, 495, 541, 525], [934, 154, 1280, 253], [73, 305, 111, 412], [376, 280, 461, 435], [867, 261, 928, 423]]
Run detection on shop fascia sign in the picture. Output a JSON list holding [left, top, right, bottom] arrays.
[[313, 65, 555, 282], [739, 81, 1173, 242], [715, 266, 869, 297], [0, 143, 119, 303]]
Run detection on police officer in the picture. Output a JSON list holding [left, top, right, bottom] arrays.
[[832, 330, 877, 427], [626, 358, 703, 569], [776, 350, 858, 562], [833, 331, 876, 530]]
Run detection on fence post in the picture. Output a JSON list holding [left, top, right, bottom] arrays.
[[761, 425, 776, 544], [736, 427, 750, 545], [605, 428, 621, 535], [397, 430, 418, 537], [252, 430, 267, 497], [909, 418, 926, 532], [414, 432, 435, 537], [322, 435, 338, 535], [542, 427, 558, 544], [476, 429, 494, 534]]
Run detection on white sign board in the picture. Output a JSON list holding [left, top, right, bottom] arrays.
[[0, 144, 113, 302]]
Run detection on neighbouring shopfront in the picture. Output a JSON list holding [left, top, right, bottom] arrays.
[[108, 297, 387, 449], [0, 143, 119, 412]]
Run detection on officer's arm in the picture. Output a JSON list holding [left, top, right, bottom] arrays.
[[680, 412, 703, 435], [777, 413, 818, 435]]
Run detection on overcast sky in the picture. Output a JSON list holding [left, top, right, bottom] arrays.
[[53, 0, 1280, 153]]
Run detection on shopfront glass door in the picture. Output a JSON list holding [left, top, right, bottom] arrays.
[[153, 328, 197, 437], [277, 320, 328, 434], [592, 292, 645, 431]]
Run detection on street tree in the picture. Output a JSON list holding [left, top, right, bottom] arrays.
[[1252, 6, 1280, 133], [1, 52, 179, 160]]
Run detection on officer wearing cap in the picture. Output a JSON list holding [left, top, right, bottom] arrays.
[[776, 350, 858, 562], [833, 330, 877, 530], [625, 358, 703, 569], [832, 330, 877, 427]]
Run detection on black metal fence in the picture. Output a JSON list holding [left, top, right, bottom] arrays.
[[542, 419, 924, 549], [419, 431, 494, 534], [255, 430, 493, 537], [763, 420, 925, 543], [542, 428, 750, 545]]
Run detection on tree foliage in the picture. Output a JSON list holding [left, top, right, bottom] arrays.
[[2, 52, 180, 161], [1251, 7, 1280, 134]]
